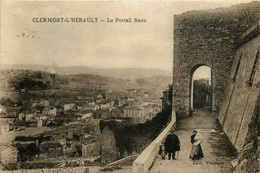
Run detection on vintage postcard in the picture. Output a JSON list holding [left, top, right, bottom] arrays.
[[0, 0, 259, 173]]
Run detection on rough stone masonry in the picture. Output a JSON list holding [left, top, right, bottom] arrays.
[[173, 1, 260, 118], [173, 3, 260, 171]]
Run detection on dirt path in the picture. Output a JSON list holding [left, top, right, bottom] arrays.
[[148, 110, 237, 173]]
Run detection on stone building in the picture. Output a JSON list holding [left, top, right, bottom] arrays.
[[42, 107, 57, 116], [123, 106, 147, 118], [0, 120, 10, 134], [172, 2, 260, 172], [64, 103, 76, 111], [94, 108, 110, 119], [0, 106, 7, 114], [39, 142, 63, 158], [37, 119, 43, 127], [0, 146, 17, 164], [110, 108, 124, 117], [173, 2, 260, 117], [81, 136, 101, 158], [25, 113, 34, 122], [160, 88, 171, 111], [81, 112, 93, 122]]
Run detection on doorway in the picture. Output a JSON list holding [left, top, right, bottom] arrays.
[[190, 65, 212, 111]]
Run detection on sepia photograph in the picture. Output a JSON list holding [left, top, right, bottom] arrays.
[[0, 0, 259, 172]]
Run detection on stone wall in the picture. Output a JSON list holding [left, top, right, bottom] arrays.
[[100, 126, 119, 164], [218, 21, 260, 151], [132, 112, 176, 173], [173, 2, 260, 117], [231, 90, 259, 173], [0, 146, 17, 164]]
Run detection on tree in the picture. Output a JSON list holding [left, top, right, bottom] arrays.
[[193, 79, 212, 109]]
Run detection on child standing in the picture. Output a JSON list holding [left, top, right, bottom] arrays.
[[159, 142, 166, 160]]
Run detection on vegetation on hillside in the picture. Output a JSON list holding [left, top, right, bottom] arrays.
[[0, 69, 171, 107], [1, 70, 52, 91]]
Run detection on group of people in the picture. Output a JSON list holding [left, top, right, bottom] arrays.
[[159, 130, 204, 160]]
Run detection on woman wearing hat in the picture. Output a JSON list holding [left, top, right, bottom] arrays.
[[190, 130, 204, 160]]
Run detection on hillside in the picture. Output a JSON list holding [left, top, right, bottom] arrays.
[[0, 69, 172, 104], [57, 74, 172, 100], [0, 64, 172, 80]]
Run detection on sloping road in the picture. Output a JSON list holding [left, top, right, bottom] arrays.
[[149, 110, 237, 173]]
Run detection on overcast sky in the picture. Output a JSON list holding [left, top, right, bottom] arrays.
[[0, 0, 251, 72], [193, 66, 211, 81]]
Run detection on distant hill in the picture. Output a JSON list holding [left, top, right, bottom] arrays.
[[0, 69, 172, 105], [57, 74, 172, 93], [0, 64, 172, 80], [136, 76, 172, 89]]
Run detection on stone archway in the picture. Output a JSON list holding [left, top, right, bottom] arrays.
[[172, 59, 219, 118], [190, 64, 213, 112]]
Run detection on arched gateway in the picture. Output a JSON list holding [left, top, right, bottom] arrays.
[[172, 4, 260, 118], [190, 65, 212, 111], [172, 58, 217, 118]]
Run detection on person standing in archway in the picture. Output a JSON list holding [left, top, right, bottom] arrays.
[[165, 130, 180, 160]]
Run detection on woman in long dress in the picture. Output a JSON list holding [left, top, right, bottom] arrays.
[[190, 130, 204, 160]]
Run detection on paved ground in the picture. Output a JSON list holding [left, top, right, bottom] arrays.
[[148, 109, 237, 173]]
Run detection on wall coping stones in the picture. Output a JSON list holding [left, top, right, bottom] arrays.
[[132, 111, 176, 173]]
